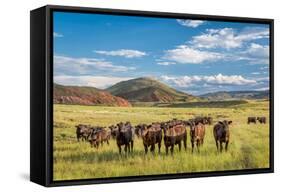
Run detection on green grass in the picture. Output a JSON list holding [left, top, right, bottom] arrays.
[[53, 100, 270, 181]]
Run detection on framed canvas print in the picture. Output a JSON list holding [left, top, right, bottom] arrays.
[[30, 5, 274, 187]]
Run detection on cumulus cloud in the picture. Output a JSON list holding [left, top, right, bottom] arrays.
[[177, 19, 205, 28], [245, 43, 269, 58], [164, 45, 224, 64], [54, 55, 135, 75], [190, 27, 269, 49], [94, 49, 147, 58], [54, 32, 63, 38], [161, 74, 256, 87], [236, 43, 269, 65], [54, 75, 132, 89]]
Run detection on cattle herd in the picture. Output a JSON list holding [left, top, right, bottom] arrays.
[[247, 116, 266, 124], [75, 116, 266, 155]]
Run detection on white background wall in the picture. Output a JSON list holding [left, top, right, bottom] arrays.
[[0, 0, 279, 191]]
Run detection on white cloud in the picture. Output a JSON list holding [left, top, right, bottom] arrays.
[[255, 76, 269, 81], [161, 74, 256, 88], [54, 32, 63, 38], [54, 55, 135, 74], [251, 72, 261, 75], [157, 61, 176, 66], [236, 43, 269, 65], [254, 87, 269, 91], [177, 19, 205, 28], [190, 27, 269, 49], [260, 66, 269, 70], [94, 49, 147, 58], [54, 75, 132, 89], [164, 45, 224, 64], [245, 43, 269, 58]]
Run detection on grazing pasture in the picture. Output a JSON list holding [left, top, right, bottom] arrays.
[[53, 100, 270, 181]]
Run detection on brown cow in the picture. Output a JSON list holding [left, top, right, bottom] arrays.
[[257, 117, 266, 124], [206, 116, 213, 125], [135, 124, 147, 138], [109, 125, 118, 139], [187, 120, 205, 153], [163, 124, 187, 155], [141, 123, 162, 154], [75, 124, 92, 142], [213, 120, 232, 152], [247, 117, 256, 124], [88, 128, 110, 148], [194, 116, 209, 125]]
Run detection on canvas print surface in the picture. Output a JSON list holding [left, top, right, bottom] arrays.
[[53, 11, 270, 181]]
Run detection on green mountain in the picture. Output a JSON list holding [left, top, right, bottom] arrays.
[[106, 77, 198, 102], [200, 90, 269, 101], [53, 83, 131, 107]]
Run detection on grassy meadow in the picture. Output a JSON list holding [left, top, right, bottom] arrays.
[[53, 100, 270, 181]]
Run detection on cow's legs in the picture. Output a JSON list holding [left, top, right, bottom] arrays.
[[151, 144, 155, 154], [215, 140, 219, 151], [219, 141, 223, 153], [196, 139, 200, 152], [191, 140, 194, 153], [170, 145, 174, 155], [124, 144, 128, 154], [183, 137, 187, 151], [158, 142, 161, 154], [144, 144, 148, 154], [225, 140, 229, 152], [178, 142, 182, 152], [165, 145, 169, 155], [128, 143, 131, 153], [77, 134, 80, 142], [131, 140, 134, 153], [118, 145, 121, 154]]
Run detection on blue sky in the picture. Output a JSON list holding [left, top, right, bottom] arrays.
[[53, 11, 270, 95]]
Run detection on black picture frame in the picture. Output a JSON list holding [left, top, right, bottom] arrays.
[[30, 5, 274, 187]]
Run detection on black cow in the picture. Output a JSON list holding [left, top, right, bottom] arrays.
[[257, 117, 266, 124], [116, 122, 134, 154], [213, 120, 232, 152], [247, 117, 256, 124], [75, 124, 92, 142]]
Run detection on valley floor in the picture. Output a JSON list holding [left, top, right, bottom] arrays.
[[53, 100, 270, 181]]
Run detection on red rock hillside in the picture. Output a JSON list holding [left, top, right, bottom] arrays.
[[53, 83, 131, 107]]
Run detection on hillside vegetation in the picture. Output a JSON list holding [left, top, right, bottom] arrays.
[[200, 90, 269, 101], [53, 83, 131, 107], [106, 77, 198, 102]]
